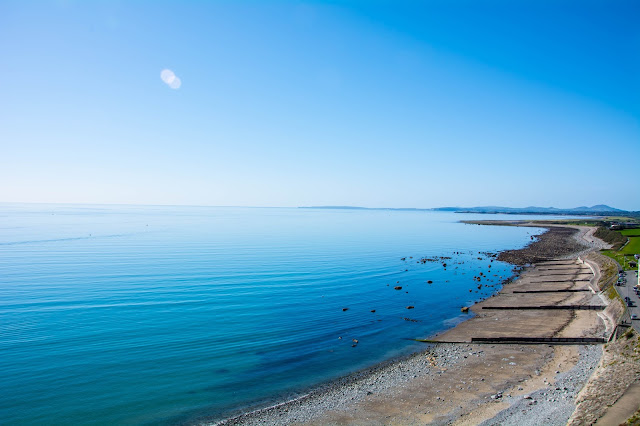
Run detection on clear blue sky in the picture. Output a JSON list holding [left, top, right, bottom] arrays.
[[1, 1, 639, 210]]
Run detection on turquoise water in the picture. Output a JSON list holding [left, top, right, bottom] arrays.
[[0, 204, 547, 424]]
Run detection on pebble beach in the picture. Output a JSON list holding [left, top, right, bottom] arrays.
[[208, 224, 613, 425]]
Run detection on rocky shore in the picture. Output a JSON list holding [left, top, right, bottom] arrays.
[[497, 226, 588, 265], [205, 224, 612, 426]]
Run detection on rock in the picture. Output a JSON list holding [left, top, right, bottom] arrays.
[[427, 280, 433, 284], [394, 286, 402, 290], [370, 309, 376, 313], [342, 308, 349, 311], [406, 306, 415, 309], [461, 307, 469, 313]]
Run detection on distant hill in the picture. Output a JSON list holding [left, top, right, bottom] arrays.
[[433, 205, 626, 215], [299, 206, 431, 211], [300, 205, 627, 215]]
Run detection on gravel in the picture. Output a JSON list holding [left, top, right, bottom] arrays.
[[478, 344, 603, 426], [210, 343, 604, 426], [204, 343, 473, 425]]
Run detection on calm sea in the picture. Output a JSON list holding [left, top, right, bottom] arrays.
[[0, 204, 549, 424]]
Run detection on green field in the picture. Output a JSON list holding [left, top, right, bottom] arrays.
[[623, 236, 640, 253], [620, 229, 640, 237], [601, 228, 640, 270]]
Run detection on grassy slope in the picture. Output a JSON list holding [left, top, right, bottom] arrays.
[[595, 227, 627, 250]]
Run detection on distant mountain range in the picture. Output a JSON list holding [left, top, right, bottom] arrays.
[[300, 205, 628, 215], [433, 205, 626, 214]]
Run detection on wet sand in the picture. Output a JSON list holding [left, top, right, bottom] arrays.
[[207, 225, 610, 425]]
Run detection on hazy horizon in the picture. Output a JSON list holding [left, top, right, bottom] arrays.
[[0, 201, 634, 212]]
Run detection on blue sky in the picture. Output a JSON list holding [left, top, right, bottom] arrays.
[[1, 1, 639, 210]]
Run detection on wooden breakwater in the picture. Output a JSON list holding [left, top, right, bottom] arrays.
[[470, 336, 606, 344], [482, 305, 605, 311]]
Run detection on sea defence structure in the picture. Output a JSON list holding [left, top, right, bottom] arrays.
[[431, 258, 608, 344]]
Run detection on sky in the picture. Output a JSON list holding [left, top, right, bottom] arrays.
[[1, 0, 639, 210]]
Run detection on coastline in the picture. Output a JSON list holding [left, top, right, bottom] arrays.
[[201, 223, 611, 425]]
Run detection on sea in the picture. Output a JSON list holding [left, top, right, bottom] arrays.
[[0, 204, 555, 425]]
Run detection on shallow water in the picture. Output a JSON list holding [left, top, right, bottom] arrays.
[[0, 204, 550, 424]]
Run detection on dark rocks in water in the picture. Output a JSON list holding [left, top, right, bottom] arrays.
[[403, 317, 421, 322], [427, 280, 433, 284], [442, 263, 447, 267], [406, 305, 415, 309], [342, 308, 349, 311], [401, 257, 406, 261], [394, 286, 402, 290], [370, 309, 376, 313]]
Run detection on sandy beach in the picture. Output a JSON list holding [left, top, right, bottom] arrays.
[[207, 224, 624, 426]]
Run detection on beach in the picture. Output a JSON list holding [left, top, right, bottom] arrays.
[[209, 224, 618, 425]]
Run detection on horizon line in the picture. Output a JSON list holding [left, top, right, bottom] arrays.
[[0, 201, 633, 212]]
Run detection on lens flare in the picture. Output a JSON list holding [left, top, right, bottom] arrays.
[[160, 69, 181, 89]]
